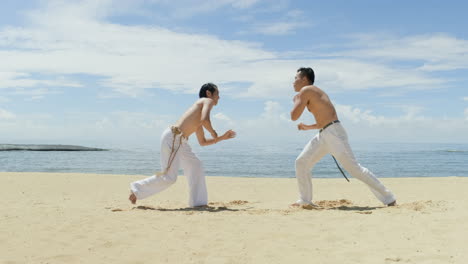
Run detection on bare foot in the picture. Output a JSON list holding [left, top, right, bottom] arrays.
[[129, 192, 137, 204], [387, 200, 397, 206]]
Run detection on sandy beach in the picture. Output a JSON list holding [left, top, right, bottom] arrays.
[[1, 172, 466, 264]]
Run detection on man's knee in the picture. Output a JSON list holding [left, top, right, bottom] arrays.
[[346, 163, 370, 179], [295, 156, 310, 171], [185, 159, 204, 175], [295, 157, 315, 174], [162, 175, 177, 185], [191, 160, 204, 172]]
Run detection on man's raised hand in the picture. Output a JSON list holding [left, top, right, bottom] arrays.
[[220, 130, 236, 141]]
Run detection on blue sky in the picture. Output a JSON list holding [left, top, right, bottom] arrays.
[[1, 0, 468, 146]]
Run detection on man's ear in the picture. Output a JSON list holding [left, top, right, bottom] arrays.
[[206, 90, 212, 98]]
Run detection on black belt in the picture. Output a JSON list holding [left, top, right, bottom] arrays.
[[332, 156, 350, 182], [319, 120, 340, 133]]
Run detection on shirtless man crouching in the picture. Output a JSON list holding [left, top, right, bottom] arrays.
[[129, 83, 236, 207]]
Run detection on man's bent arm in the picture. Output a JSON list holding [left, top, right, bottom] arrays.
[[290, 92, 308, 121], [196, 126, 218, 146], [298, 123, 319, 130], [200, 99, 217, 136]]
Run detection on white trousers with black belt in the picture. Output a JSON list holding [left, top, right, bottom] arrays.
[[295, 122, 396, 205], [130, 128, 208, 207]]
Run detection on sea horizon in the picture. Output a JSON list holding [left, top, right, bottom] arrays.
[[1, 141, 467, 179]]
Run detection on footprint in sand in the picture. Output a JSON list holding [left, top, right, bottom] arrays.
[[228, 200, 249, 205], [297, 199, 355, 210], [316, 199, 353, 208], [397, 200, 445, 212]]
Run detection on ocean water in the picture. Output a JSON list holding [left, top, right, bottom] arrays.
[[0, 142, 467, 178]]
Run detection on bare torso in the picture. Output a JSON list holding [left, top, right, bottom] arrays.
[[174, 98, 208, 137], [302, 85, 338, 128]]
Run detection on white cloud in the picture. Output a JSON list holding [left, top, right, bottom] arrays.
[[260, 100, 288, 121], [0, 108, 15, 120], [2, 100, 468, 144], [342, 33, 468, 72], [234, 100, 300, 143], [214, 112, 232, 122], [0, 109, 174, 144], [463, 97, 468, 101], [315, 104, 468, 143], [135, 0, 261, 19], [314, 59, 444, 91], [0, 72, 81, 90], [336, 104, 427, 127], [242, 6, 307, 36], [230, 0, 261, 9], [336, 105, 383, 124], [213, 112, 235, 129], [0, 1, 460, 102], [0, 96, 9, 103], [13, 87, 62, 101], [236, 102, 468, 143], [0, 2, 280, 97], [252, 22, 302, 35]]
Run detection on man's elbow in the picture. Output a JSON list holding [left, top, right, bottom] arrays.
[[200, 118, 210, 125], [290, 112, 299, 121]]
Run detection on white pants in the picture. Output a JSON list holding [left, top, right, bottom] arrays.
[[295, 122, 395, 205], [130, 128, 208, 207]]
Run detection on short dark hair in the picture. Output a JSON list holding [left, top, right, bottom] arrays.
[[199, 83, 217, 98], [297, 67, 315, 85]]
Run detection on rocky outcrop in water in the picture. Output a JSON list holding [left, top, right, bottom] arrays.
[[0, 144, 108, 151]]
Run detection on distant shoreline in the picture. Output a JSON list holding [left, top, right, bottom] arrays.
[[0, 144, 108, 151]]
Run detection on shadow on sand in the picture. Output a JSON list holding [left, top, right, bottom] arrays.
[[110, 199, 390, 214], [331, 205, 380, 211], [133, 205, 242, 212]]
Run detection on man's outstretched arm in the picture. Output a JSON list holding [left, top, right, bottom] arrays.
[[196, 126, 236, 147]]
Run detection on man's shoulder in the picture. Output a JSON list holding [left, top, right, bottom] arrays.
[[303, 85, 325, 96], [197, 97, 214, 105], [299, 85, 319, 96], [302, 85, 319, 92]]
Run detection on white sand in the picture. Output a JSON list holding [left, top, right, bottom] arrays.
[[1, 172, 466, 264]]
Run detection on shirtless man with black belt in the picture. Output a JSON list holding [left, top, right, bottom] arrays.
[[290, 67, 396, 207]]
